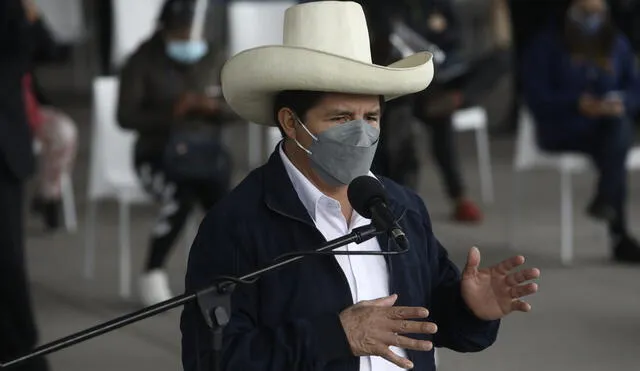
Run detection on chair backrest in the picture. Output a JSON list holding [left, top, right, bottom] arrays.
[[628, 147, 640, 169], [227, 1, 295, 164], [87, 77, 142, 200], [34, 0, 86, 44], [111, 0, 165, 69], [514, 107, 589, 172]]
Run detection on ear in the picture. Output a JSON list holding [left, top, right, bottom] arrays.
[[277, 108, 297, 140]]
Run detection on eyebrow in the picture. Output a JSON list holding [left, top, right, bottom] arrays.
[[324, 109, 381, 116]]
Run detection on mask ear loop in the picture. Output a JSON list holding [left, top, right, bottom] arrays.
[[291, 114, 317, 155]]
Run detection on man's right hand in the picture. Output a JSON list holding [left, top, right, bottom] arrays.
[[339, 294, 437, 370]]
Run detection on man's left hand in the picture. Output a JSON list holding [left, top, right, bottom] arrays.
[[460, 247, 540, 321]]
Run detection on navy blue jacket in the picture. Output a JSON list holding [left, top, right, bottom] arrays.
[[181, 151, 500, 371], [522, 25, 640, 148]]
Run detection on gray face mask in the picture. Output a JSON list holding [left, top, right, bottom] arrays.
[[293, 118, 380, 186]]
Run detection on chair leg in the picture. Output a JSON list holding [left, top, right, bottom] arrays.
[[84, 200, 98, 279], [560, 170, 574, 266], [475, 126, 494, 204], [508, 170, 522, 250], [184, 214, 196, 264], [61, 173, 78, 233], [118, 201, 132, 298]]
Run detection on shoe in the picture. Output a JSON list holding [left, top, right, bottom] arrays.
[[586, 199, 616, 222], [139, 269, 173, 306], [612, 235, 640, 263], [31, 197, 61, 231], [452, 199, 483, 223]]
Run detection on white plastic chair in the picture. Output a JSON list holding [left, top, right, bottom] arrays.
[[32, 140, 78, 233], [111, 0, 165, 69], [511, 108, 595, 266], [452, 106, 494, 204], [228, 1, 295, 167], [85, 76, 151, 298]]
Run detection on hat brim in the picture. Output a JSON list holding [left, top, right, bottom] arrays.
[[221, 45, 434, 126]]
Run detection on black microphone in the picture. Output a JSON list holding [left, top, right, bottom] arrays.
[[348, 176, 409, 250]]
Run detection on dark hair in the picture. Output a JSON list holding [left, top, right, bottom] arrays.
[[562, 4, 617, 70], [272, 91, 326, 137], [158, 0, 197, 30], [272, 90, 386, 137]]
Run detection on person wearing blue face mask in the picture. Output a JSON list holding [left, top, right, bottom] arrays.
[[523, 0, 640, 262], [117, 0, 238, 306]]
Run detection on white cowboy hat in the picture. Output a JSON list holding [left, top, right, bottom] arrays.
[[221, 0, 434, 126]]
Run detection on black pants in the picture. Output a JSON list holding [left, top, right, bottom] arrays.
[[135, 157, 228, 271], [0, 161, 48, 371], [541, 118, 633, 237], [374, 50, 511, 199]]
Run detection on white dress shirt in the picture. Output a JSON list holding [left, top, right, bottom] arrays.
[[279, 145, 407, 371]]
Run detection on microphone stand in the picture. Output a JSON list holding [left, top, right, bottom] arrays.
[[0, 224, 382, 370]]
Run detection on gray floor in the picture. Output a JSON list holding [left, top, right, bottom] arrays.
[[20, 90, 640, 371]]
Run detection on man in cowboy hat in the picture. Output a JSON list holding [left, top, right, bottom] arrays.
[[181, 2, 540, 370]]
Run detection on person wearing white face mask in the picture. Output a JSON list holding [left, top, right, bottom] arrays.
[[181, 2, 541, 371], [118, 0, 238, 306]]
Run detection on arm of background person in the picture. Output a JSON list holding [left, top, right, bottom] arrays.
[[180, 209, 354, 371], [0, 0, 30, 53], [116, 49, 174, 134], [521, 30, 582, 116], [414, 193, 501, 352], [0, 0, 33, 79], [617, 35, 640, 115]]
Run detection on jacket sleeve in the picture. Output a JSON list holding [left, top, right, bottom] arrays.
[[521, 31, 582, 116], [29, 19, 60, 65], [0, 0, 32, 77], [414, 194, 500, 352], [617, 36, 640, 116], [180, 210, 353, 371], [116, 48, 174, 134]]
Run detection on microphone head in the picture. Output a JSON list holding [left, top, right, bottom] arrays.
[[348, 176, 388, 219]]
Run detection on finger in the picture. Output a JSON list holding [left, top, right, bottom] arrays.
[[462, 246, 481, 278], [505, 268, 541, 286], [511, 299, 532, 312], [379, 347, 414, 369], [510, 282, 538, 299], [389, 320, 438, 335], [387, 306, 429, 320], [494, 255, 525, 275], [360, 294, 398, 307], [383, 333, 433, 352]]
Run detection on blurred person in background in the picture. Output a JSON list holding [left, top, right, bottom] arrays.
[[22, 2, 78, 232], [118, 0, 237, 306], [0, 0, 50, 370], [354, 0, 511, 223], [610, 0, 640, 54], [523, 0, 640, 262]]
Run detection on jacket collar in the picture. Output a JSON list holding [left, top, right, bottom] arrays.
[[262, 149, 405, 226]]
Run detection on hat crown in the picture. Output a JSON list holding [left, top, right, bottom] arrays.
[[283, 1, 372, 63]]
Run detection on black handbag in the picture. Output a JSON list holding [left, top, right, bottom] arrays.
[[163, 127, 232, 185]]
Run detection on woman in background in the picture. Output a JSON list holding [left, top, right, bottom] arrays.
[[523, 0, 640, 262], [118, 0, 236, 306]]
